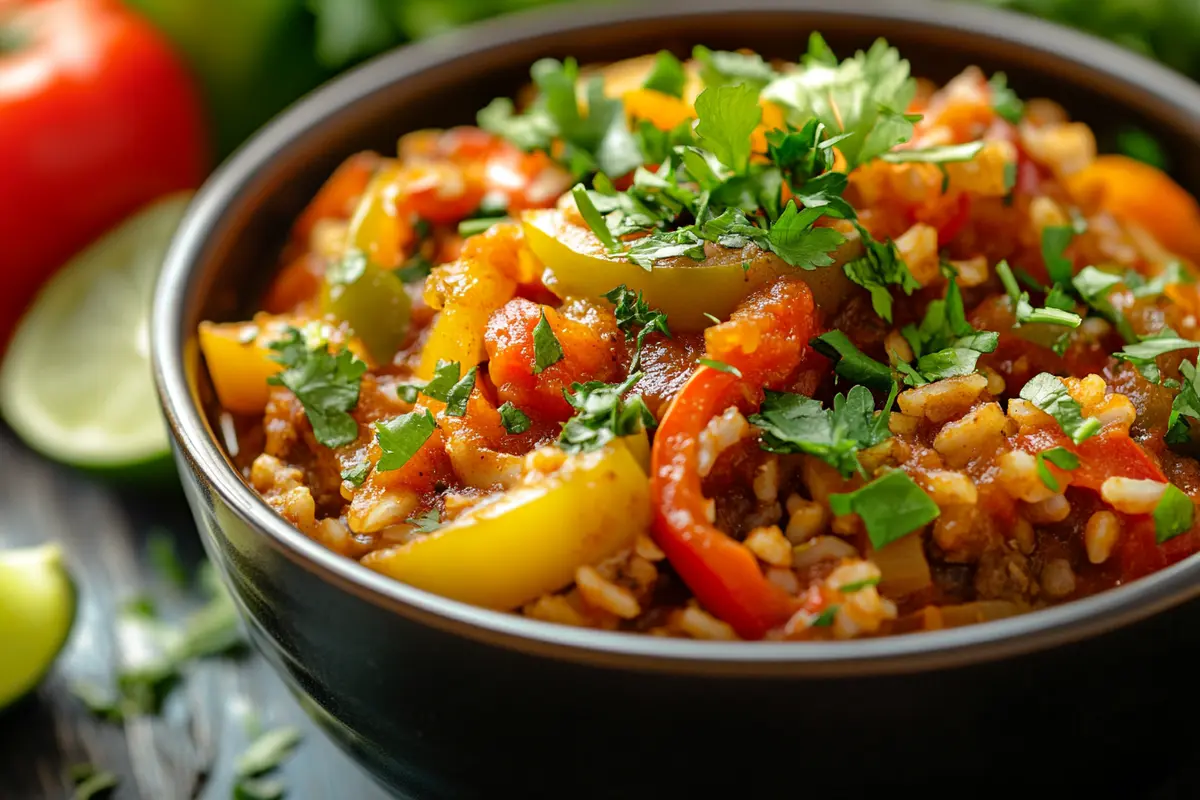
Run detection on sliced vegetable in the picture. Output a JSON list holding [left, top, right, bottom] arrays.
[[363, 440, 650, 610]]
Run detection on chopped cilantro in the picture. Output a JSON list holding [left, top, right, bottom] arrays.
[[810, 605, 839, 627], [750, 383, 897, 479], [394, 253, 433, 283], [841, 227, 919, 323], [1018, 373, 1101, 444], [695, 83, 761, 175], [879, 141, 984, 164], [558, 373, 655, 453], [325, 248, 367, 291], [498, 402, 532, 435], [839, 576, 882, 593], [406, 509, 442, 534], [1126, 261, 1192, 299], [1041, 224, 1080, 286], [828, 469, 940, 549], [767, 203, 847, 269], [443, 366, 477, 417], [458, 216, 509, 237], [989, 72, 1024, 123], [603, 285, 671, 371], [374, 409, 437, 471], [764, 33, 918, 170], [1035, 446, 1080, 492], [1154, 483, 1194, 543], [1168, 360, 1200, 444], [1114, 331, 1200, 384], [896, 277, 998, 386], [267, 327, 366, 449], [692, 45, 778, 90], [702, 312, 722, 325], [341, 460, 370, 487], [996, 260, 1082, 331], [642, 50, 686, 98], [420, 359, 462, 402], [698, 357, 742, 377], [572, 184, 622, 253], [810, 331, 895, 391], [625, 227, 708, 269], [532, 310, 565, 374]]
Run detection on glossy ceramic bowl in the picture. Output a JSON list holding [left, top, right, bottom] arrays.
[[153, 1, 1200, 796]]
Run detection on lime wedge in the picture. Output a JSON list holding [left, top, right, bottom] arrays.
[[0, 193, 192, 472], [0, 543, 76, 710]]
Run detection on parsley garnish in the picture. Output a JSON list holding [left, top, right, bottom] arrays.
[[1114, 331, 1200, 384], [498, 402, 532, 435], [395, 253, 433, 283], [1041, 223, 1083, 286], [374, 409, 437, 471], [810, 605, 839, 627], [895, 277, 999, 386], [996, 260, 1082, 331], [558, 373, 655, 453], [642, 50, 686, 97], [764, 33, 918, 170], [839, 576, 882, 593], [1035, 446, 1080, 492], [1071, 266, 1137, 343], [828, 469, 940, 549], [988, 72, 1024, 123], [693, 45, 778, 90], [267, 327, 366, 449], [767, 203, 847, 269], [604, 285, 671, 371], [1117, 127, 1168, 171], [842, 227, 920, 323], [698, 357, 743, 377], [750, 383, 897, 479], [810, 330, 895, 391], [1168, 360, 1200, 444], [341, 460, 370, 487], [458, 216, 509, 237], [1018, 373, 1101, 444], [572, 184, 622, 253], [695, 83, 761, 175], [533, 310, 565, 374], [1154, 484, 1194, 543], [406, 509, 442, 534], [443, 366, 477, 417], [414, 359, 463, 403]]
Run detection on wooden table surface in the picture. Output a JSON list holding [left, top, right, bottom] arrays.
[[3, 422, 1200, 800], [0, 428, 394, 800]]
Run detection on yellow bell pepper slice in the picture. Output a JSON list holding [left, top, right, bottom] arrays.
[[523, 209, 857, 330], [417, 257, 517, 380], [199, 315, 371, 415], [361, 440, 650, 610]]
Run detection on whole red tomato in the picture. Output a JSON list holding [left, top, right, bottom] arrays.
[[0, 0, 208, 347]]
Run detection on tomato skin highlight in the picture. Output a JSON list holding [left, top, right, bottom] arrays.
[[0, 0, 209, 349]]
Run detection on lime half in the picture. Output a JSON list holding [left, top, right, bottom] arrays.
[[0, 543, 76, 710], [0, 193, 192, 473]]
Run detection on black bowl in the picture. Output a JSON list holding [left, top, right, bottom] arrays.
[[152, 1, 1200, 796]]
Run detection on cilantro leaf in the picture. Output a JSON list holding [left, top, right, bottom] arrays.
[[996, 260, 1082, 331], [267, 327, 366, 449], [642, 50, 686, 97], [839, 576, 882, 593], [417, 359, 463, 403], [693, 45, 778, 90], [989, 72, 1024, 124], [764, 33, 918, 169], [443, 366, 477, 417], [841, 227, 919, 322], [394, 254, 433, 284], [341, 460, 370, 487], [1168, 360, 1200, 445], [603, 285, 671, 371], [1125, 261, 1192, 299], [406, 509, 441, 534], [698, 358, 742, 377], [1117, 127, 1168, 171], [828, 469, 940, 549], [810, 605, 839, 627], [750, 383, 897, 478], [1041, 225, 1078, 286], [1018, 373, 1101, 444], [626, 227, 708, 269], [532, 311, 565, 374], [896, 277, 998, 385], [767, 203, 846, 269], [498, 402, 532, 435], [879, 141, 984, 164], [766, 119, 839, 187], [694, 83, 761, 174], [572, 184, 622, 253], [458, 216, 509, 237], [1154, 483, 1194, 543], [374, 409, 437, 472], [1035, 446, 1080, 492], [810, 331, 895, 391], [1114, 331, 1200, 384], [558, 373, 655, 453]]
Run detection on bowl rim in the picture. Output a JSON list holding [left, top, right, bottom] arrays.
[[153, 0, 1200, 678]]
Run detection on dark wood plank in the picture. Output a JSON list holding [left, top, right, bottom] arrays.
[[0, 429, 392, 800]]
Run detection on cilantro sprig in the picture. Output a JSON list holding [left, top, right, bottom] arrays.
[[604, 285, 671, 371], [894, 276, 999, 386], [1018, 373, 1101, 445], [558, 373, 655, 453], [267, 326, 366, 449], [750, 383, 898, 478]]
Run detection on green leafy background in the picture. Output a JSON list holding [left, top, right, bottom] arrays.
[[124, 0, 1200, 162]]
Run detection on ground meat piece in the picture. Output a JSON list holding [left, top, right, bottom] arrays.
[[974, 546, 1036, 603]]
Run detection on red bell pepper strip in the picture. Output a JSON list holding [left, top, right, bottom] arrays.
[[650, 277, 819, 640], [1012, 427, 1166, 492]]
